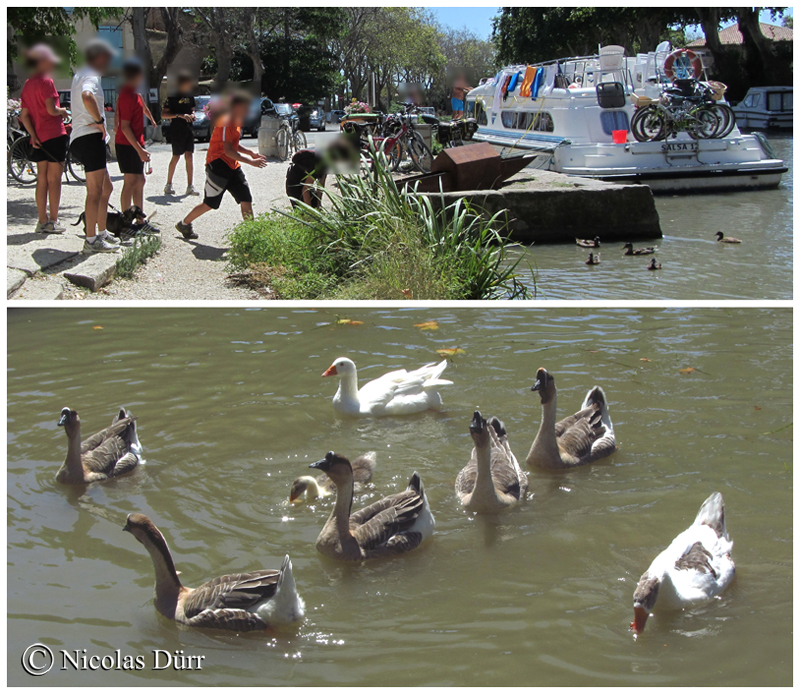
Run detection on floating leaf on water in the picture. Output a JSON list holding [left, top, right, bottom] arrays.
[[336, 318, 364, 326], [754, 406, 762, 411], [93, 326, 103, 330], [414, 321, 439, 331], [679, 367, 697, 375], [436, 348, 466, 357], [640, 358, 651, 362]]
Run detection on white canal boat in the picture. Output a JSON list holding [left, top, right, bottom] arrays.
[[732, 86, 793, 130], [466, 45, 787, 193]]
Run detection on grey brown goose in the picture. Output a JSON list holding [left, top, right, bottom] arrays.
[[55, 407, 143, 484], [123, 513, 305, 631], [623, 242, 657, 256], [455, 412, 528, 513], [715, 231, 742, 244], [310, 452, 434, 561], [289, 451, 377, 503], [526, 368, 616, 469]]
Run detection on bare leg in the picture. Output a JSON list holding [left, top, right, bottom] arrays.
[[185, 153, 194, 187], [35, 161, 50, 224], [132, 174, 145, 210], [166, 154, 180, 185], [83, 169, 105, 240], [241, 201, 254, 220], [120, 173, 136, 211], [183, 202, 211, 225], [97, 169, 113, 233], [47, 161, 63, 223]]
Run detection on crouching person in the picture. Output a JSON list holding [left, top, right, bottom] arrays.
[[176, 92, 266, 240], [286, 137, 358, 209]]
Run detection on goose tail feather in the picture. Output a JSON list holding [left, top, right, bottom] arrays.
[[582, 386, 612, 431], [694, 492, 727, 539]]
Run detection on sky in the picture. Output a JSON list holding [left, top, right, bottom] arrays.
[[429, 6, 500, 39]]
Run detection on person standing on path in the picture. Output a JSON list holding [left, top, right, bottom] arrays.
[[18, 44, 70, 234], [162, 72, 200, 197], [69, 39, 120, 254], [175, 92, 266, 240], [115, 58, 156, 213], [451, 72, 472, 120]]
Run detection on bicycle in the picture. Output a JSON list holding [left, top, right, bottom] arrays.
[[7, 111, 37, 184], [275, 113, 307, 161]]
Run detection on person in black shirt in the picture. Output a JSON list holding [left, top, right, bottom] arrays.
[[162, 72, 199, 197], [286, 137, 358, 209]]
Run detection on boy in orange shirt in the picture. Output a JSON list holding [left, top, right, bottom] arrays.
[[176, 92, 266, 240]]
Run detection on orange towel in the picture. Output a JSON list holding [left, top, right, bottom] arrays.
[[519, 66, 536, 98]]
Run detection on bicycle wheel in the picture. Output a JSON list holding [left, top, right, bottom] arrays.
[[66, 145, 86, 184], [687, 106, 720, 140], [9, 136, 37, 184], [275, 128, 289, 161], [406, 131, 433, 173], [293, 130, 307, 152], [713, 103, 736, 138], [631, 105, 667, 142], [387, 140, 404, 172]]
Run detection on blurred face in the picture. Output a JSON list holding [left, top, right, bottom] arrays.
[[36, 57, 57, 75], [178, 79, 193, 94], [91, 53, 113, 74], [231, 101, 249, 122], [124, 71, 143, 89]]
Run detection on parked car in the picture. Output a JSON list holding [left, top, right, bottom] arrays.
[[329, 109, 346, 124], [309, 108, 326, 131], [244, 97, 275, 137], [162, 94, 213, 143]]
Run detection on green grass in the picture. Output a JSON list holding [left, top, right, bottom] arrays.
[[115, 234, 162, 279], [225, 154, 531, 300]]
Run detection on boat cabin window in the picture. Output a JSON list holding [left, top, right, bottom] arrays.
[[501, 111, 554, 132], [767, 92, 792, 112], [469, 100, 488, 126], [742, 93, 761, 109], [600, 110, 630, 135]]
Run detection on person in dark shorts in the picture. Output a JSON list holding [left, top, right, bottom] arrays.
[[18, 44, 70, 233], [162, 72, 199, 196], [115, 58, 156, 213], [286, 138, 358, 208], [176, 92, 266, 240], [69, 38, 120, 254]]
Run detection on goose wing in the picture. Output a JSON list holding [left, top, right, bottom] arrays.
[[80, 412, 134, 455], [556, 403, 614, 464], [350, 488, 424, 551], [351, 451, 377, 484], [455, 453, 478, 498], [82, 436, 132, 475], [358, 362, 451, 409], [182, 570, 280, 619]]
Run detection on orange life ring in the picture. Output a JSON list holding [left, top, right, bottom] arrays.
[[663, 48, 702, 80]]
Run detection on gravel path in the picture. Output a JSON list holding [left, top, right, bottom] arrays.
[[8, 136, 306, 300]]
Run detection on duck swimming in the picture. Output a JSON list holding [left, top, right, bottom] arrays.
[[55, 407, 143, 484], [585, 252, 601, 265], [623, 242, 657, 256], [715, 231, 742, 244], [647, 258, 662, 270], [576, 236, 601, 248], [322, 357, 452, 417], [310, 452, 434, 561], [123, 513, 304, 631], [631, 492, 734, 635]]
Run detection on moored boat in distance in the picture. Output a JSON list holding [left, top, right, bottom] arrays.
[[466, 44, 787, 193], [732, 86, 792, 130]]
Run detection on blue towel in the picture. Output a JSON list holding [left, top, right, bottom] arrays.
[[507, 72, 520, 93], [531, 68, 544, 100]]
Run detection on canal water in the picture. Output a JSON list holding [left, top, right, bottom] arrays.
[[518, 134, 793, 299], [7, 308, 792, 685]]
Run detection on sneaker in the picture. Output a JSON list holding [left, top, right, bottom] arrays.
[[185, 184, 200, 196], [39, 221, 65, 234], [175, 220, 198, 240], [100, 232, 121, 246], [49, 220, 66, 233], [82, 237, 120, 254], [164, 183, 176, 196]]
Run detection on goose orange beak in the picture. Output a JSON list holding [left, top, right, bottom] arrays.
[[322, 365, 337, 377], [630, 606, 649, 634]]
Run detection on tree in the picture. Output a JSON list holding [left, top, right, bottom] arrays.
[[7, 8, 120, 67], [192, 8, 237, 88]]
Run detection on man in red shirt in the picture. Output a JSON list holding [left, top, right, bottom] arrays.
[[115, 58, 156, 213], [18, 44, 69, 234], [176, 91, 266, 240]]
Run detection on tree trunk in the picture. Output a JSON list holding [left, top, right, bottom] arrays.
[[696, 8, 724, 66], [738, 8, 779, 84], [150, 8, 184, 120], [131, 8, 152, 111]]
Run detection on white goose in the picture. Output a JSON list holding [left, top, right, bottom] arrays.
[[322, 357, 452, 417], [631, 492, 735, 635]]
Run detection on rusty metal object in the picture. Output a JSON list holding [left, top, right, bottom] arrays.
[[398, 144, 535, 193]]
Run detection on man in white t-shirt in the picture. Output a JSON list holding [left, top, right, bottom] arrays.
[[69, 39, 120, 254]]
